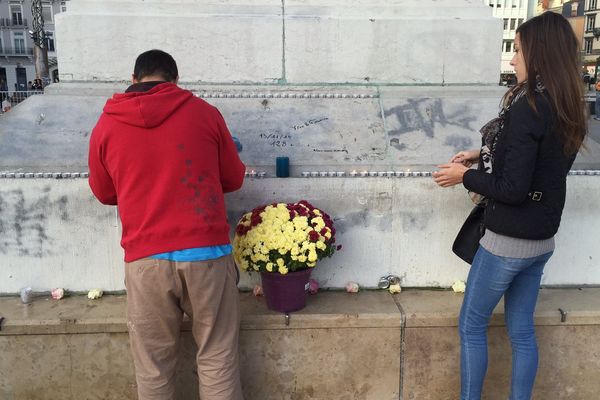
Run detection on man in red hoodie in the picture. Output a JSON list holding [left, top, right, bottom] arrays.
[[88, 49, 245, 400]]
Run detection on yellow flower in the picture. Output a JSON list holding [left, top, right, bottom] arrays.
[[316, 241, 326, 250], [308, 251, 318, 262], [307, 262, 316, 267], [298, 255, 307, 263], [279, 265, 289, 275], [266, 262, 274, 272], [313, 209, 321, 216], [276, 258, 285, 268]]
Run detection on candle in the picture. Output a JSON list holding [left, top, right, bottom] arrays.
[[377, 171, 386, 177], [319, 171, 328, 177], [310, 171, 319, 177], [249, 170, 257, 178], [369, 171, 377, 177], [276, 157, 290, 178], [336, 171, 345, 177], [258, 171, 266, 178], [360, 170, 368, 177], [20, 287, 33, 304], [350, 170, 358, 177], [302, 171, 310, 178], [328, 171, 336, 177]]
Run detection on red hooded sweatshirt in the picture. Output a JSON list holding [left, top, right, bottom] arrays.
[[88, 82, 245, 262]]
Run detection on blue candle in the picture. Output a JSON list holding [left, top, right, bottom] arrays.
[[276, 157, 290, 178]]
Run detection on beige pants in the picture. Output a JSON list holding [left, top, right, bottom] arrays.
[[125, 254, 243, 400]]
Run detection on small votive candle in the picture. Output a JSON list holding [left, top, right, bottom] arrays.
[[257, 171, 266, 178], [395, 171, 405, 177], [377, 171, 386, 177], [386, 171, 394, 177], [319, 171, 328, 177], [360, 170, 369, 177], [336, 171, 345, 177], [310, 171, 319, 177], [328, 171, 336, 177], [249, 170, 257, 178], [369, 171, 378, 177], [350, 170, 358, 177], [302, 171, 310, 178], [20, 287, 33, 304]]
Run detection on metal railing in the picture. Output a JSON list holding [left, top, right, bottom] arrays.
[[0, 46, 34, 56], [0, 18, 28, 28], [0, 17, 29, 28], [1, 90, 44, 113]]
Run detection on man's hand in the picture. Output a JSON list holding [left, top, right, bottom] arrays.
[[432, 163, 469, 187]]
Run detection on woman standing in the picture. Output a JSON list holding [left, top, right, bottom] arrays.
[[432, 12, 587, 400]]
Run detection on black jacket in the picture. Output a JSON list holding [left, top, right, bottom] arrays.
[[463, 92, 577, 240]]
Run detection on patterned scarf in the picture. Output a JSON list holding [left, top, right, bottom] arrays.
[[470, 77, 545, 205]]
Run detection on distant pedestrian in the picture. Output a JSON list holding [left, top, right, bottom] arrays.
[[2, 97, 11, 113], [433, 12, 587, 400], [32, 78, 43, 91], [595, 79, 600, 120]]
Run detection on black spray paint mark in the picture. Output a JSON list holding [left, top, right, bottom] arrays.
[[385, 98, 476, 141], [0, 189, 69, 257]]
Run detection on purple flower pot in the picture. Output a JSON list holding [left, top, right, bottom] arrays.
[[260, 268, 312, 313]]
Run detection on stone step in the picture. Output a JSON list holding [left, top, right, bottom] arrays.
[[1, 288, 599, 399]]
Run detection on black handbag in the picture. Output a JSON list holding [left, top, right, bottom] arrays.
[[452, 205, 486, 264]]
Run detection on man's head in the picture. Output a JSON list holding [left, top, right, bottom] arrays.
[[132, 49, 179, 84]]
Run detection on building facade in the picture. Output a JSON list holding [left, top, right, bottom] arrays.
[[583, 0, 600, 74], [0, 0, 67, 92], [483, 0, 531, 84]]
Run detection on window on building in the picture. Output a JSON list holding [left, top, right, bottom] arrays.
[[504, 19, 509, 30], [590, 0, 598, 11], [510, 19, 517, 30], [13, 32, 25, 54], [571, 2, 579, 16], [45, 31, 55, 52], [10, 4, 23, 25], [42, 5, 53, 23], [512, 0, 517, 7], [585, 38, 594, 54], [61, 1, 67, 12], [587, 14, 596, 31], [503, 40, 514, 53]]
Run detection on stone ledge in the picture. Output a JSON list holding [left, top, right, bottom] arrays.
[[0, 291, 402, 335], [2, 288, 599, 336], [398, 288, 600, 328]]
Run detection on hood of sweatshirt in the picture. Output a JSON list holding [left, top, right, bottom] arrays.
[[103, 82, 193, 128]]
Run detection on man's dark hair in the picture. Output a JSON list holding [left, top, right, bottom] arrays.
[[133, 49, 178, 82]]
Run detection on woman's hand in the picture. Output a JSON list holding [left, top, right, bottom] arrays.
[[432, 163, 470, 187], [450, 150, 480, 167]]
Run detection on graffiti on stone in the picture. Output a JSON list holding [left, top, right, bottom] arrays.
[[0, 187, 69, 257], [384, 99, 477, 151]]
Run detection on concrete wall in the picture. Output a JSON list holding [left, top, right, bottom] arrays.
[[54, 0, 502, 85], [0, 175, 598, 294]]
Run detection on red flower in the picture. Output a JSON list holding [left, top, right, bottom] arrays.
[[308, 230, 320, 242]]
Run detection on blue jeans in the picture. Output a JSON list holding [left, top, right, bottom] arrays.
[[459, 246, 553, 400]]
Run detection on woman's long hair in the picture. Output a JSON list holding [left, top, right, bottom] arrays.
[[506, 12, 587, 155]]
